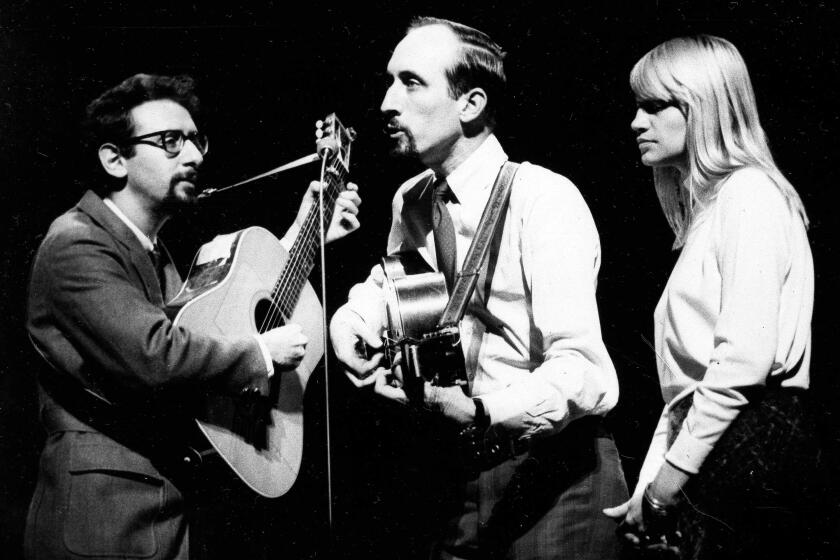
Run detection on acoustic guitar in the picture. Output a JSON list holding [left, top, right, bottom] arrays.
[[378, 162, 518, 404], [380, 250, 468, 404], [167, 114, 355, 497]]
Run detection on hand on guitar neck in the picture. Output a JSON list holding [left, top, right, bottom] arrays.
[[293, 180, 361, 244], [168, 112, 359, 498]]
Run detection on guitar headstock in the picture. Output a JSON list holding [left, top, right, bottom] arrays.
[[315, 113, 356, 175]]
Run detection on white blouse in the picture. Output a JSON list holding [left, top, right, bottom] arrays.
[[638, 167, 813, 484]]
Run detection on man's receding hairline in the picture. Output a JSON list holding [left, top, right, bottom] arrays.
[[402, 23, 464, 73]]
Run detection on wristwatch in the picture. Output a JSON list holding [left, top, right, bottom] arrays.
[[472, 397, 490, 430]]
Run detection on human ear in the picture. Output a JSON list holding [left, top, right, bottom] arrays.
[[459, 87, 488, 124], [98, 143, 128, 179]]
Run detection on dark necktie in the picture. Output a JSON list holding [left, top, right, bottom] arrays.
[[149, 244, 167, 296], [432, 179, 458, 292]]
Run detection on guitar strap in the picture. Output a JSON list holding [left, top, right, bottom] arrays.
[[437, 161, 520, 328]]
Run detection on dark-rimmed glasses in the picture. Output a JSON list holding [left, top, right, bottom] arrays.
[[121, 129, 209, 157]]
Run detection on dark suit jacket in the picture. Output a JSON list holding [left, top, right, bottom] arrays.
[[24, 190, 268, 559]]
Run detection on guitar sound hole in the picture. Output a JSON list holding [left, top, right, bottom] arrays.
[[254, 298, 286, 332]]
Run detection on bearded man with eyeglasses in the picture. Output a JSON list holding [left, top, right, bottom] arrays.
[[23, 73, 361, 559]]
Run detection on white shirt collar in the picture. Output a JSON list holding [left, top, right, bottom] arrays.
[[441, 134, 508, 204], [102, 197, 156, 251]]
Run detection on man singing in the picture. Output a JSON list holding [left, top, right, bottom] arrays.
[[330, 17, 627, 559], [25, 73, 360, 559]]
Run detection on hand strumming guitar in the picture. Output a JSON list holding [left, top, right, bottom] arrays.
[[329, 306, 384, 386], [259, 323, 309, 370]]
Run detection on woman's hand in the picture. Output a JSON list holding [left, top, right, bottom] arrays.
[[603, 490, 645, 545], [649, 461, 690, 506]]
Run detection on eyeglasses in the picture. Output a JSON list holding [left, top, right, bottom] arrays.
[[122, 129, 209, 156]]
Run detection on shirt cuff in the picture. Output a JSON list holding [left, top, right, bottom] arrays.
[[477, 382, 550, 428], [664, 424, 715, 475], [253, 334, 275, 378], [345, 271, 388, 332]]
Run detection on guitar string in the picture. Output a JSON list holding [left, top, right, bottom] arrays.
[[259, 179, 341, 332], [257, 160, 348, 333], [255, 121, 349, 332], [261, 163, 346, 330], [259, 160, 346, 326]]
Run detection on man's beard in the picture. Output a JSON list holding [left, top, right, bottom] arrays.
[[163, 174, 199, 210], [386, 126, 419, 158]]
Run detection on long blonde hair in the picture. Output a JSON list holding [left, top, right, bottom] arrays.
[[630, 35, 807, 248]]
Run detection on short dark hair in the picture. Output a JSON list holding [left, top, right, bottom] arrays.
[[408, 17, 506, 127], [84, 73, 200, 157]]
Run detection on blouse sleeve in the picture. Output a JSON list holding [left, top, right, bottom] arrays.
[[665, 169, 791, 473]]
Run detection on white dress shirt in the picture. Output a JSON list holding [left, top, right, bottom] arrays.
[[636, 167, 813, 486], [343, 135, 618, 439]]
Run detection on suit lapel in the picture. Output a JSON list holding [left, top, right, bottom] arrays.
[[76, 191, 164, 305]]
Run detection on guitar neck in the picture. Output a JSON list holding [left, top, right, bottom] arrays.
[[270, 160, 347, 316]]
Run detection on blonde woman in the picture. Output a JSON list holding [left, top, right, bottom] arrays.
[[604, 35, 817, 559]]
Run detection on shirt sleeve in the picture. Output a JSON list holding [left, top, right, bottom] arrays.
[[253, 334, 275, 377], [343, 265, 388, 332], [479, 171, 619, 435], [635, 404, 671, 495], [665, 169, 790, 473], [279, 221, 300, 252], [342, 187, 411, 332]]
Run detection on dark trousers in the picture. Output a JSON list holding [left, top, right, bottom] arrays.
[[432, 418, 628, 560]]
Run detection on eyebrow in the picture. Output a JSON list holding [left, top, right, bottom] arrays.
[[396, 70, 426, 85]]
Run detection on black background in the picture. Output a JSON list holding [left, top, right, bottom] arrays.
[[2, 1, 838, 558]]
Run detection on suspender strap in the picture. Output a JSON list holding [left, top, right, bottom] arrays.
[[437, 161, 520, 328]]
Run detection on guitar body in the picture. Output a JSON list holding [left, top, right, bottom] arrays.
[[381, 251, 468, 403], [168, 226, 324, 498], [382, 251, 449, 341]]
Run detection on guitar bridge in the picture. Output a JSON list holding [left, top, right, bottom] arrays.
[[386, 327, 468, 404]]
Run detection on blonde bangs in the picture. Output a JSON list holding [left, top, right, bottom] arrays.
[[632, 35, 810, 246], [629, 50, 676, 102]]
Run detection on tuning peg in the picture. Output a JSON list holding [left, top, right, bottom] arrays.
[[315, 119, 324, 129], [315, 129, 324, 139]]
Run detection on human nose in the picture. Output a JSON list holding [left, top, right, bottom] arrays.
[[380, 81, 399, 115], [631, 108, 648, 133], [180, 138, 204, 167]]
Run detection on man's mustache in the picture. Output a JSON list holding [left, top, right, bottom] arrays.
[[173, 169, 199, 184], [383, 118, 406, 135]]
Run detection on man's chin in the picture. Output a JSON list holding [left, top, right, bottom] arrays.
[[387, 141, 418, 159], [166, 184, 200, 207]]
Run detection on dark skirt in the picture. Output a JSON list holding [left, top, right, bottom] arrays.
[[667, 388, 825, 560]]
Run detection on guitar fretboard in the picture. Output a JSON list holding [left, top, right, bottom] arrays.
[[260, 158, 349, 331]]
